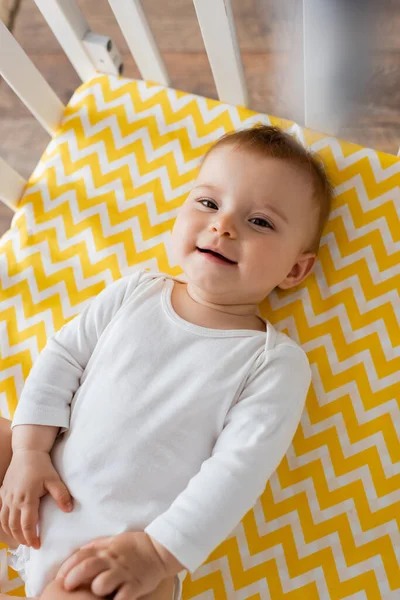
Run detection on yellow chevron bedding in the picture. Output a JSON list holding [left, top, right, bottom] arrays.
[[0, 74, 399, 599]]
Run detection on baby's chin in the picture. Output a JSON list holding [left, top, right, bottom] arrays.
[[186, 266, 238, 293]]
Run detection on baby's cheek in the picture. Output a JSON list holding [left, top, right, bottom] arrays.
[[170, 227, 190, 266]]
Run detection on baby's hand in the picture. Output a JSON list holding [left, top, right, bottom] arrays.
[[57, 531, 183, 600], [0, 450, 73, 548]]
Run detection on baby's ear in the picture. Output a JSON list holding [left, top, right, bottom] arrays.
[[277, 252, 316, 290]]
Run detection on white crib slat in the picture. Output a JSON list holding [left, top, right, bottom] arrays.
[[34, 0, 97, 82], [107, 0, 169, 86], [193, 0, 248, 107], [0, 21, 65, 136], [0, 157, 26, 211]]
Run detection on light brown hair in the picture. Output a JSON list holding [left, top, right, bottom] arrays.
[[203, 125, 333, 253]]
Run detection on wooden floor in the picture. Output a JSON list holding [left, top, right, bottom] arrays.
[[1, 0, 400, 236]]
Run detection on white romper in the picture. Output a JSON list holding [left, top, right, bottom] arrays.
[[10, 270, 311, 596]]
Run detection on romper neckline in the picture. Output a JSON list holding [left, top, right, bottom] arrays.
[[161, 277, 270, 339]]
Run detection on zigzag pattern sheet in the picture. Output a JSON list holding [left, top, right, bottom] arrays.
[[0, 74, 399, 599]]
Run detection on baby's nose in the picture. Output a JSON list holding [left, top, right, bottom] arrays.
[[211, 215, 237, 238]]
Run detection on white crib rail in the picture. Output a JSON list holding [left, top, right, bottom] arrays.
[[0, 20, 66, 210], [33, 0, 97, 82], [107, 0, 169, 87], [193, 0, 248, 107], [0, 20, 65, 135]]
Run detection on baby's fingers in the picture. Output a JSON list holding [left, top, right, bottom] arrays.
[[114, 582, 141, 600], [8, 507, 25, 546], [45, 477, 73, 514], [21, 500, 40, 548], [91, 567, 125, 597], [63, 556, 111, 591], [57, 547, 100, 581], [0, 502, 12, 539]]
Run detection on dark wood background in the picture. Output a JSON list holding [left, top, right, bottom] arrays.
[[1, 0, 399, 236]]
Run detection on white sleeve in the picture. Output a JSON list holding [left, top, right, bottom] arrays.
[[12, 273, 141, 430], [145, 345, 311, 572]]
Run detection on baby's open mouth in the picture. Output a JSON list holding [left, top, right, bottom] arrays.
[[196, 247, 237, 265]]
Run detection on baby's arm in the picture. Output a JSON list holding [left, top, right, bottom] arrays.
[[12, 275, 138, 431], [145, 345, 312, 574], [0, 274, 140, 548]]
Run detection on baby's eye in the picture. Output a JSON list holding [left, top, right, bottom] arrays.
[[249, 217, 274, 229], [198, 198, 218, 210]]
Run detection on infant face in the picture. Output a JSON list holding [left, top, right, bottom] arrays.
[[171, 144, 318, 303]]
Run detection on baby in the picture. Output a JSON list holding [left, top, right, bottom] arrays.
[[0, 125, 332, 600]]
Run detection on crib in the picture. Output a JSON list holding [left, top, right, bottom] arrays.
[[0, 1, 399, 598]]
